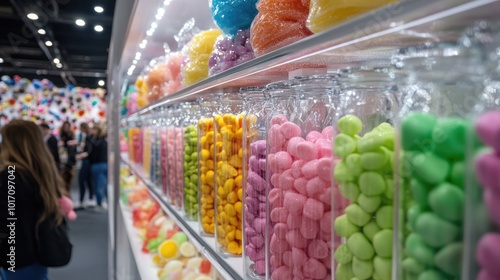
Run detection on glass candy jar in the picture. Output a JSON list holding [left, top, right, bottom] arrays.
[[183, 103, 201, 220]]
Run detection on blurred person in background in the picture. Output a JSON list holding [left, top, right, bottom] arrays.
[[76, 122, 95, 209], [59, 121, 77, 193], [39, 123, 61, 171]]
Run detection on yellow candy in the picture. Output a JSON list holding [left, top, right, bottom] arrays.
[[217, 226, 226, 238], [227, 242, 240, 255], [225, 204, 236, 217], [158, 240, 179, 259], [201, 149, 210, 160], [182, 29, 222, 86], [205, 160, 214, 169], [226, 231, 235, 242], [228, 155, 243, 168], [227, 191, 238, 204], [238, 148, 243, 158], [235, 175, 243, 188], [229, 217, 239, 227], [234, 201, 242, 214]]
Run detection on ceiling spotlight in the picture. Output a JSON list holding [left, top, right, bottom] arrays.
[[38, 29, 46, 35], [132, 60, 137, 64], [53, 58, 60, 64], [0, 58, 4, 63], [94, 25, 103, 32], [27, 13, 38, 20], [45, 41, 53, 46], [98, 80, 105, 86], [94, 6, 104, 13], [75, 19, 85, 26], [56, 63, 62, 68]]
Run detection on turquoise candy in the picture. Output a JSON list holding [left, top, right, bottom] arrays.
[[434, 242, 463, 277], [335, 134, 357, 157], [340, 182, 361, 201], [375, 206, 393, 229], [346, 204, 372, 226], [363, 220, 382, 242], [407, 205, 423, 231], [336, 262, 355, 280], [449, 161, 465, 188], [335, 214, 360, 237], [402, 258, 426, 274], [335, 160, 356, 183], [432, 118, 466, 160], [401, 112, 437, 151], [335, 243, 353, 264], [417, 270, 446, 280], [409, 152, 450, 185], [359, 172, 386, 196], [352, 256, 374, 280], [373, 229, 393, 258], [415, 213, 460, 248], [346, 153, 364, 177], [361, 148, 388, 171], [405, 233, 435, 266], [357, 193, 381, 213], [410, 179, 430, 208], [428, 182, 464, 222], [347, 232, 375, 261], [338, 115, 363, 136], [373, 256, 392, 280]]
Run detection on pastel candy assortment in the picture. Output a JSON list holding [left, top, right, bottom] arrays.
[[333, 114, 395, 280], [401, 112, 466, 279], [267, 114, 334, 280], [198, 117, 216, 235], [183, 125, 199, 220], [244, 139, 267, 276], [474, 111, 500, 280], [214, 114, 244, 255]]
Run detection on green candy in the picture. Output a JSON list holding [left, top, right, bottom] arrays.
[[335, 244, 353, 264], [417, 270, 446, 280], [183, 125, 199, 220], [340, 182, 361, 201], [373, 256, 392, 280], [375, 206, 393, 229], [335, 134, 358, 157], [405, 234, 435, 266], [373, 229, 393, 258], [359, 172, 386, 196], [346, 153, 364, 177], [357, 133, 386, 153], [428, 182, 464, 222], [401, 113, 437, 151], [190, 152, 198, 161], [172, 232, 188, 245], [415, 213, 459, 248], [402, 258, 426, 274], [407, 205, 423, 231], [408, 152, 450, 185], [363, 221, 382, 242], [357, 194, 381, 213], [335, 214, 360, 237], [434, 242, 462, 277], [352, 257, 374, 280], [361, 148, 388, 171], [384, 178, 394, 200], [432, 118, 466, 160], [336, 262, 355, 280], [335, 160, 356, 183], [338, 115, 363, 136], [449, 161, 465, 188], [347, 233, 375, 261], [410, 179, 430, 208], [346, 204, 372, 226]]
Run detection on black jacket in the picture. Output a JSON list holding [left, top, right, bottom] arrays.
[[86, 136, 108, 164], [46, 135, 61, 169], [60, 131, 76, 169], [0, 168, 44, 269]]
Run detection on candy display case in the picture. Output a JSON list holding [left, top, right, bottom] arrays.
[[107, 0, 500, 279]]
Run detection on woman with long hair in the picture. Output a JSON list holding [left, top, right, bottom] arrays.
[[0, 120, 69, 280], [59, 121, 77, 193]]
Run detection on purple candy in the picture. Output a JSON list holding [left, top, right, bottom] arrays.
[[248, 171, 266, 191], [477, 233, 500, 278]]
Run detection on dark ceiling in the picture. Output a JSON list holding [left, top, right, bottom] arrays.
[[0, 0, 115, 88]]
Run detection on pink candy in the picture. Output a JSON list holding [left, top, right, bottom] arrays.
[[297, 141, 320, 161], [476, 111, 500, 152], [477, 233, 500, 278], [476, 153, 500, 193]]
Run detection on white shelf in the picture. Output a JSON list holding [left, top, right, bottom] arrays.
[[119, 200, 159, 280], [121, 153, 244, 280]]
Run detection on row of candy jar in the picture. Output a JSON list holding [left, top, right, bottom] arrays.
[[198, 94, 220, 236], [333, 67, 400, 280], [266, 75, 337, 280], [240, 86, 269, 279], [214, 91, 245, 256], [183, 103, 201, 221], [396, 46, 487, 280]]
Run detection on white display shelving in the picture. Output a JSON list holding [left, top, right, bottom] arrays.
[[119, 200, 159, 280], [121, 154, 244, 280]]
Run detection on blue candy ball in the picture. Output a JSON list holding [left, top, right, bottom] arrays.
[[210, 0, 258, 35]]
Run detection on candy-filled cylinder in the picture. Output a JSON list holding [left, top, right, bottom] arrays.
[[332, 68, 401, 280], [265, 75, 338, 280], [240, 87, 269, 278], [214, 93, 245, 256], [198, 96, 220, 235], [183, 103, 201, 220]]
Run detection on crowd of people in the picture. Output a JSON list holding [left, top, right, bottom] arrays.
[[0, 119, 108, 279]]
